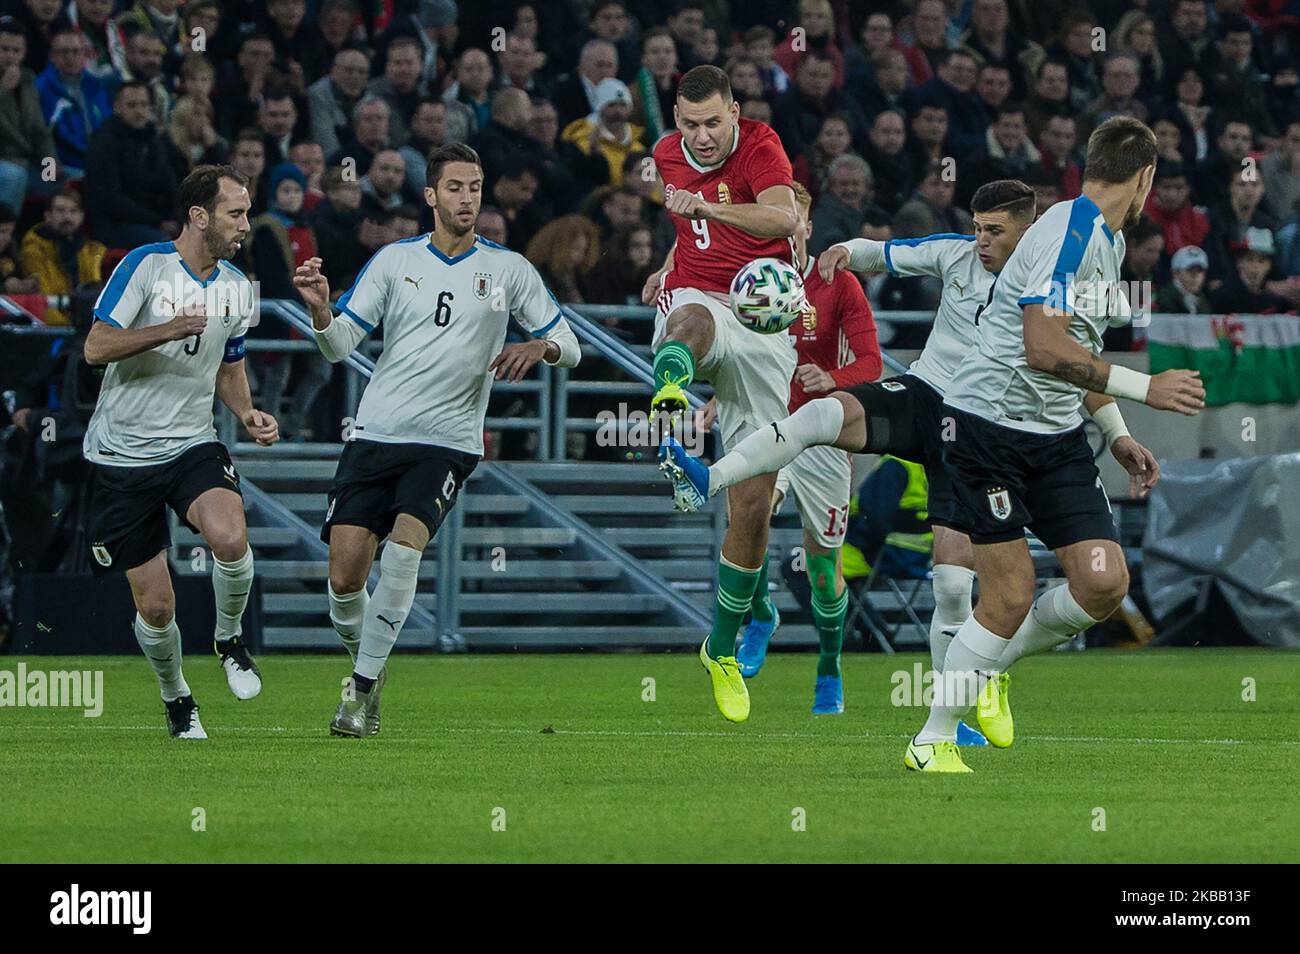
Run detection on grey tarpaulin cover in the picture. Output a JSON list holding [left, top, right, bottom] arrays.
[[1143, 454, 1300, 648]]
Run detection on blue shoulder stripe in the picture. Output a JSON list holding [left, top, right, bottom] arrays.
[[93, 242, 173, 324], [884, 233, 974, 275]]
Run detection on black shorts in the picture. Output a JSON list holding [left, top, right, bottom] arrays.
[[87, 441, 242, 576], [941, 405, 1118, 548], [321, 440, 479, 543], [841, 373, 961, 530]]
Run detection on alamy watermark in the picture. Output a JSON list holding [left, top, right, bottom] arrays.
[[0, 664, 104, 717], [595, 403, 708, 456]]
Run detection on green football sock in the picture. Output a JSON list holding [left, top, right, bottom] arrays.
[[808, 553, 847, 677], [708, 557, 761, 659], [750, 554, 774, 623], [653, 340, 695, 390]]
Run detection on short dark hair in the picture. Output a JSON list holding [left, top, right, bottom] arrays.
[[970, 179, 1036, 222], [0, 17, 26, 41], [994, 102, 1026, 122], [677, 64, 731, 104], [1217, 12, 1252, 38], [1154, 159, 1187, 182], [48, 187, 83, 210], [1083, 116, 1158, 185], [641, 25, 673, 53], [114, 79, 153, 104], [179, 165, 250, 220], [426, 142, 483, 190], [1126, 215, 1163, 246]]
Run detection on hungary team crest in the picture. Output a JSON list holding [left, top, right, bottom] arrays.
[[473, 273, 492, 300], [986, 487, 1012, 520]]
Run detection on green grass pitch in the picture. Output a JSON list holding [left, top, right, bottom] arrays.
[[2, 649, 1295, 863]]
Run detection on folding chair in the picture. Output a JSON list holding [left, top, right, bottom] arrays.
[[844, 542, 931, 653]]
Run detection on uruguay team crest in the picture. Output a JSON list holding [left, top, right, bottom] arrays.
[[986, 487, 1013, 521], [473, 272, 492, 300], [92, 542, 112, 567]]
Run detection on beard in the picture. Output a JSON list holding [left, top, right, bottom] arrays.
[[205, 228, 237, 260], [1122, 198, 1145, 230], [436, 202, 475, 236]]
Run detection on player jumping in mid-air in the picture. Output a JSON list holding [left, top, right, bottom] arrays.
[[82, 164, 278, 740], [294, 143, 580, 737], [711, 181, 882, 714], [907, 116, 1206, 773], [662, 179, 1166, 745], [642, 64, 800, 723]]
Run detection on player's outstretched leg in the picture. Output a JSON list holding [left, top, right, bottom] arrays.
[[807, 551, 847, 714], [127, 553, 205, 739], [650, 304, 714, 417], [736, 555, 780, 678], [190, 488, 262, 700], [928, 530, 984, 744]]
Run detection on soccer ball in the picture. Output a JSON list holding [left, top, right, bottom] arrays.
[[729, 257, 809, 334]]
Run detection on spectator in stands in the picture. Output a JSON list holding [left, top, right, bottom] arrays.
[[399, 99, 448, 198], [176, 53, 215, 105], [857, 47, 909, 119], [373, 0, 455, 89], [1261, 118, 1300, 225], [1204, 172, 1286, 294], [809, 154, 877, 255], [583, 184, 644, 241], [1078, 52, 1148, 142], [959, 102, 1040, 207], [973, 62, 1013, 124], [861, 108, 911, 215], [290, 140, 325, 212], [1144, 160, 1210, 257], [366, 35, 429, 148], [18, 188, 104, 326], [893, 160, 974, 240], [358, 148, 408, 218], [471, 88, 540, 195], [113, 24, 170, 126], [229, 127, 268, 215], [843, 12, 894, 101], [1023, 57, 1069, 141], [742, 25, 790, 98], [1204, 13, 1277, 142], [526, 96, 588, 214], [1168, 67, 1214, 165], [1039, 113, 1082, 199], [525, 214, 600, 303], [1155, 245, 1211, 315], [1209, 227, 1294, 314], [1113, 10, 1163, 103], [904, 96, 951, 168], [179, 1, 221, 62], [775, 0, 843, 89], [263, 0, 329, 89], [740, 96, 772, 125], [498, 31, 549, 100], [1104, 215, 1165, 350], [257, 86, 298, 167], [574, 1, 637, 84], [667, 2, 707, 72], [215, 33, 280, 139], [1160, 0, 1215, 106], [631, 27, 678, 144], [1043, 10, 1102, 114], [0, 17, 57, 213], [791, 113, 855, 200], [475, 205, 508, 246], [1152, 115, 1186, 164], [328, 95, 390, 173], [725, 56, 764, 104], [554, 38, 618, 130], [316, 0, 360, 65], [1024, 164, 1063, 217], [10, 0, 61, 74], [1195, 119, 1254, 210], [308, 47, 371, 161], [35, 27, 111, 178], [249, 161, 329, 440], [962, 0, 1037, 100], [774, 50, 869, 163], [1275, 203, 1300, 280], [901, 0, 950, 82], [0, 203, 40, 294], [108, 0, 181, 71], [491, 159, 544, 249], [581, 222, 655, 307], [309, 164, 363, 291], [442, 47, 493, 141], [83, 80, 179, 247], [62, 0, 118, 82], [163, 94, 227, 184], [561, 78, 645, 190], [905, 49, 984, 155]]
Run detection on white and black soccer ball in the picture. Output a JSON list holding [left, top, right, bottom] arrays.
[[729, 257, 808, 334]]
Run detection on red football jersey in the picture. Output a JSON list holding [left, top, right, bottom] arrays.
[[654, 118, 796, 295], [787, 260, 882, 411]]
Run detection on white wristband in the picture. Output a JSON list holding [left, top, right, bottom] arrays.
[[1104, 364, 1151, 403], [1091, 401, 1130, 447]]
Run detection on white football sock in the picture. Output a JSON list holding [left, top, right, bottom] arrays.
[[999, 583, 1101, 669], [212, 544, 254, 642], [708, 396, 844, 495], [915, 614, 1008, 744], [928, 564, 975, 672], [329, 582, 369, 663], [354, 543, 421, 680], [134, 613, 190, 702]]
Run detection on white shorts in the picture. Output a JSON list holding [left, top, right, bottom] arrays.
[[774, 442, 852, 548], [654, 286, 797, 449]]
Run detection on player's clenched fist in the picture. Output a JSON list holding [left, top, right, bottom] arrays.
[[166, 305, 208, 340], [294, 256, 331, 308], [1146, 369, 1206, 416], [817, 245, 850, 283], [664, 188, 710, 220], [641, 268, 664, 306]]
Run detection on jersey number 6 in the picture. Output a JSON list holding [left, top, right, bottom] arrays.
[[435, 290, 454, 327]]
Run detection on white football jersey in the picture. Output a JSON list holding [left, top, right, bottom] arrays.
[[84, 242, 254, 466], [944, 196, 1128, 433], [338, 234, 575, 456]]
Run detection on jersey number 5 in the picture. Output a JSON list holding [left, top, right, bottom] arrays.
[[435, 290, 453, 327]]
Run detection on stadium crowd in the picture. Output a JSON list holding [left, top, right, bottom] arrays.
[[1, 0, 1300, 610]]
